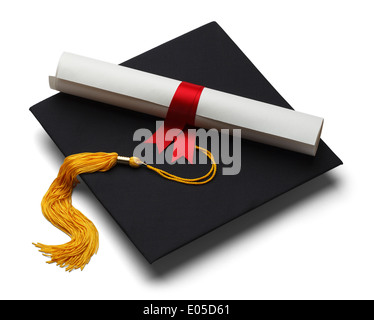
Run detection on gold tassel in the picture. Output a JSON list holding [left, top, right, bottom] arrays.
[[34, 147, 216, 271]]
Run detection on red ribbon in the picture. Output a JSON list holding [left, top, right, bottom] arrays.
[[145, 81, 204, 163]]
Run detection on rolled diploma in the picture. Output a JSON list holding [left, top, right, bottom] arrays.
[[49, 52, 324, 156]]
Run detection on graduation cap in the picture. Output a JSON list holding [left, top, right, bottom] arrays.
[[30, 21, 342, 271]]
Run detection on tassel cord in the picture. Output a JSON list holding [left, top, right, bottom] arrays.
[[145, 146, 216, 185]]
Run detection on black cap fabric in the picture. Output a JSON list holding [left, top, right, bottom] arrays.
[[30, 22, 342, 263]]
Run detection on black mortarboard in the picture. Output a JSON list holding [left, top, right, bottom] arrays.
[[30, 21, 342, 265]]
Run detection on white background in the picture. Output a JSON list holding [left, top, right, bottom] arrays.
[[1, 0, 373, 300]]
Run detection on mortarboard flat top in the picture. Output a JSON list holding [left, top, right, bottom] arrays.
[[30, 22, 342, 263]]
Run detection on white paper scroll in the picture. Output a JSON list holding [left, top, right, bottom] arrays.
[[49, 52, 324, 156]]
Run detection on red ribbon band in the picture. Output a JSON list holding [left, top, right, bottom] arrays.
[[145, 81, 204, 163]]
